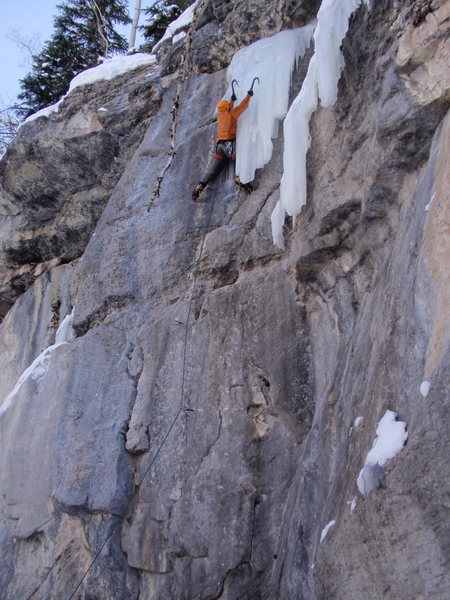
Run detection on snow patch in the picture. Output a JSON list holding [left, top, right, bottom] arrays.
[[420, 380, 431, 398], [320, 519, 336, 543], [0, 310, 75, 417], [154, 0, 199, 49], [354, 416, 364, 428], [173, 31, 187, 45], [348, 496, 357, 513], [24, 99, 63, 124], [228, 25, 315, 185], [68, 54, 157, 93], [24, 54, 156, 125], [272, 0, 367, 248], [357, 410, 408, 496]]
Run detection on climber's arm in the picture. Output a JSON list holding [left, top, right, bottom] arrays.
[[232, 94, 251, 119]]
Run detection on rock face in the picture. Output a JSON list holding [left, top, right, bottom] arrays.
[[0, 1, 449, 599]]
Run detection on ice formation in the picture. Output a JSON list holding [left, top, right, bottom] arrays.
[[0, 310, 75, 417], [354, 416, 364, 428], [425, 192, 435, 212], [420, 381, 431, 398], [228, 25, 315, 185], [320, 519, 336, 543], [272, 0, 368, 248], [357, 410, 408, 496]]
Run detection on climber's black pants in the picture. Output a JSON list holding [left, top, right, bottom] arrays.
[[199, 140, 236, 186]]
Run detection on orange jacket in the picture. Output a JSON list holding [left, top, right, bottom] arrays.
[[216, 94, 251, 142]]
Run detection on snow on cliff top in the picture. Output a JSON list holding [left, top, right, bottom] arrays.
[[23, 0, 200, 125], [154, 0, 199, 49], [24, 53, 157, 124]]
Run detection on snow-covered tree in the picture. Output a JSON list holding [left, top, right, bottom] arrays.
[[18, 0, 131, 117], [141, 0, 195, 51]]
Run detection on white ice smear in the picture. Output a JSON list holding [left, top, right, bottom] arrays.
[[154, 0, 199, 49], [354, 416, 364, 428], [0, 310, 75, 417], [320, 519, 336, 543], [348, 496, 357, 513], [228, 25, 315, 186], [272, 0, 368, 248], [420, 381, 431, 398], [425, 193, 435, 212], [24, 53, 156, 125], [357, 410, 408, 496]]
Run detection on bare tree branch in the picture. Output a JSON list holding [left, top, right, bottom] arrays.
[[0, 96, 21, 157], [87, 0, 109, 58], [6, 29, 41, 68]]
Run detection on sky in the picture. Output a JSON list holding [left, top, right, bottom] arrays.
[[0, 0, 145, 103]]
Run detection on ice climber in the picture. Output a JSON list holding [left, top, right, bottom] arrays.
[[192, 86, 255, 201]]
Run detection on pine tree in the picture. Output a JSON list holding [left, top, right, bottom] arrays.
[[18, 0, 131, 117], [141, 0, 195, 51]]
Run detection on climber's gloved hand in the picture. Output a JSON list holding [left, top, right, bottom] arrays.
[[247, 89, 253, 96], [231, 93, 237, 101]]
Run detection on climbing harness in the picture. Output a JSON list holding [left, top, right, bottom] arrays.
[[235, 176, 253, 194]]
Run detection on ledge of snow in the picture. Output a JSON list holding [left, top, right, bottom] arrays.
[[357, 410, 408, 496], [153, 1, 199, 50], [68, 53, 156, 93], [24, 53, 156, 125]]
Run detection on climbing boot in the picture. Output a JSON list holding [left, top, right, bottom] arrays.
[[235, 176, 253, 194], [192, 183, 204, 202]]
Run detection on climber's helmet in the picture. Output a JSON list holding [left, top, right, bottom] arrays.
[[216, 99, 230, 112]]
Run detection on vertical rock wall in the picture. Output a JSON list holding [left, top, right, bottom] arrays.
[[0, 1, 448, 598]]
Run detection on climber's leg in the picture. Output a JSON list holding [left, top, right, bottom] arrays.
[[192, 148, 227, 201]]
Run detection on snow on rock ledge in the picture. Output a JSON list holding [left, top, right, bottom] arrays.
[[25, 53, 157, 124], [357, 410, 408, 496], [154, 0, 199, 49]]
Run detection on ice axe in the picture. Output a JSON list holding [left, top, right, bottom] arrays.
[[249, 77, 260, 92], [231, 79, 240, 98]]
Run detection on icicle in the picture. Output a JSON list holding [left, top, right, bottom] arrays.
[[0, 308, 75, 417], [228, 25, 315, 184], [272, 0, 367, 248]]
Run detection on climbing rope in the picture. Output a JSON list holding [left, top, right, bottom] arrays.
[[68, 191, 216, 600], [147, 0, 208, 213]]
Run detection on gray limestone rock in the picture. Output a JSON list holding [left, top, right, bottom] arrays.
[[0, 0, 449, 599]]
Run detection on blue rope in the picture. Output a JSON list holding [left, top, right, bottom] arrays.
[[68, 194, 215, 600]]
